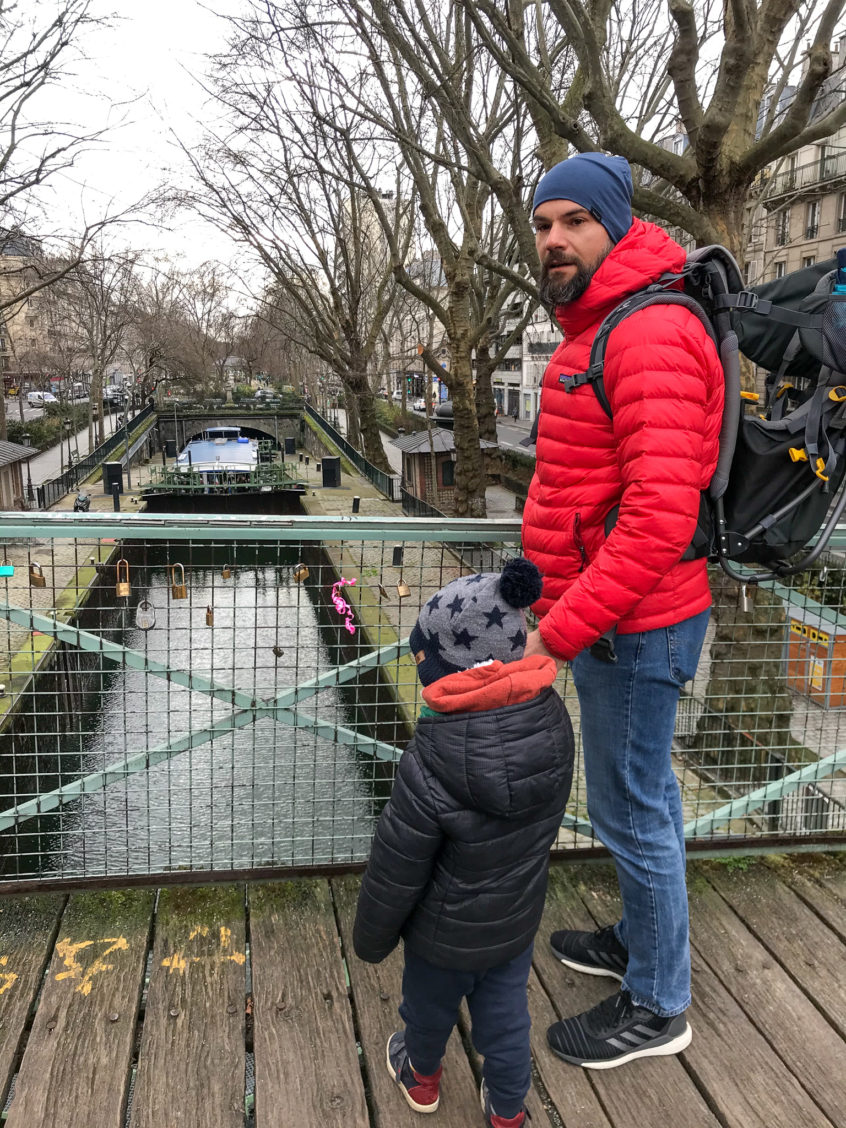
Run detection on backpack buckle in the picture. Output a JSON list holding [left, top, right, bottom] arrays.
[[733, 290, 760, 310]]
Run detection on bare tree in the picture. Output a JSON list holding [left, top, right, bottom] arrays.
[[314, 0, 542, 514], [179, 6, 416, 472], [465, 0, 846, 254], [56, 244, 140, 446]]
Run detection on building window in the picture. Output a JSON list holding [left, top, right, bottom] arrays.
[[440, 459, 455, 488], [805, 200, 820, 239], [774, 208, 790, 246], [838, 194, 846, 234], [802, 255, 816, 269], [774, 261, 786, 280]]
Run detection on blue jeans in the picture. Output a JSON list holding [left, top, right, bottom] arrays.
[[400, 944, 533, 1119], [571, 608, 709, 1016]]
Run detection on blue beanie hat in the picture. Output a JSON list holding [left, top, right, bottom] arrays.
[[533, 153, 633, 244]]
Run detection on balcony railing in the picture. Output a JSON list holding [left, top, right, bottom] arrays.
[[806, 223, 820, 239], [765, 150, 846, 200]]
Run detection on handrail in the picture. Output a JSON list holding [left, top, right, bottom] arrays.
[[36, 402, 157, 508], [304, 402, 401, 501]]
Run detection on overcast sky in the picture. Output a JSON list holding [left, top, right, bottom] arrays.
[[40, 0, 246, 271]]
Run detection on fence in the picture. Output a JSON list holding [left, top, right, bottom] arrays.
[[0, 512, 845, 891], [304, 403, 401, 501], [36, 402, 157, 509]]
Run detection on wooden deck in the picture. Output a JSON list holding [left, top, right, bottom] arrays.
[[0, 855, 843, 1128]]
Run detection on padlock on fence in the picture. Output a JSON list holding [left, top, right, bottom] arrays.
[[29, 561, 46, 588], [396, 580, 411, 598], [293, 562, 309, 582], [116, 559, 131, 597], [170, 563, 187, 599], [205, 605, 214, 626], [222, 564, 231, 579]]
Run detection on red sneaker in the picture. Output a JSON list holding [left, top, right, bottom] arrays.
[[386, 1031, 442, 1113], [481, 1079, 529, 1127]]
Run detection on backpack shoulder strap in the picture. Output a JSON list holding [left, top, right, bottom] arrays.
[[561, 286, 717, 420]]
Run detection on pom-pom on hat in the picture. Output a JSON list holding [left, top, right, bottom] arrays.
[[532, 152, 633, 244], [409, 557, 543, 687]]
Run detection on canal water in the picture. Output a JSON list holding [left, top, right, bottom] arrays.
[[2, 542, 399, 882]]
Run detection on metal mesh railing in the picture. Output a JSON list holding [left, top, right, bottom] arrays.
[[0, 512, 845, 890]]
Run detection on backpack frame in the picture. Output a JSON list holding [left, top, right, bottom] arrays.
[[559, 246, 846, 584]]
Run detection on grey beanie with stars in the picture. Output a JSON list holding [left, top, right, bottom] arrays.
[[408, 557, 544, 687]]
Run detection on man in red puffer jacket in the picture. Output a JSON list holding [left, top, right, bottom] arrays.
[[521, 152, 724, 1070]]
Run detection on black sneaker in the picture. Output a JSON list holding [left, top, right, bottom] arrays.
[[549, 924, 627, 981], [546, 990, 691, 1069], [386, 1031, 442, 1113]]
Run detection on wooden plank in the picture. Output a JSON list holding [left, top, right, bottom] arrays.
[[129, 885, 246, 1128], [772, 856, 846, 941], [585, 865, 836, 1128], [707, 860, 846, 1039], [688, 868, 846, 1128], [332, 874, 485, 1128], [536, 864, 721, 1128], [0, 894, 64, 1110], [5, 889, 153, 1128], [248, 880, 369, 1128]]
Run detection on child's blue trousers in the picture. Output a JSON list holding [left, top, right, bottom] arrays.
[[400, 943, 533, 1119]]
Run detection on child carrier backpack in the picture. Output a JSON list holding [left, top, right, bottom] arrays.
[[565, 245, 846, 583]]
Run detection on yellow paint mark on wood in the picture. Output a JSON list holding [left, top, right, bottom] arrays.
[[55, 936, 129, 996], [0, 954, 18, 995], [159, 925, 245, 974]]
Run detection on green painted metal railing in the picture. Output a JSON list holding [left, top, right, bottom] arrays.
[[0, 512, 844, 890]]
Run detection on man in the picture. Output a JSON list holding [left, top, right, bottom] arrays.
[[521, 152, 724, 1069]]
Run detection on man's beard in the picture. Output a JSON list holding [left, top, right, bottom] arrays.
[[539, 242, 612, 307]]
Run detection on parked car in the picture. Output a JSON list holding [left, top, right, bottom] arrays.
[[102, 386, 126, 404], [26, 391, 58, 407]]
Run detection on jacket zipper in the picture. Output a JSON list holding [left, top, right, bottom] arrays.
[[573, 513, 588, 572]]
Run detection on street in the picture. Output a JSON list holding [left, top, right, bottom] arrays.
[[8, 403, 127, 486]]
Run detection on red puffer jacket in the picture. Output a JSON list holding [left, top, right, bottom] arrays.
[[522, 218, 724, 661]]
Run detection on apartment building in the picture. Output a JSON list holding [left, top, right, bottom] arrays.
[[0, 232, 51, 384], [745, 39, 846, 283]]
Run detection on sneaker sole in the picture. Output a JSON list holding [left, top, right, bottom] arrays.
[[551, 944, 625, 982], [549, 1022, 692, 1070], [385, 1036, 440, 1113]]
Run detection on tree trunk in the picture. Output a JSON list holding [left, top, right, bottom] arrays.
[[473, 350, 498, 443], [357, 385, 390, 473], [691, 199, 814, 785], [448, 347, 486, 517]]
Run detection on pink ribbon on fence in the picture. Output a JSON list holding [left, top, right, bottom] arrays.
[[331, 577, 357, 634]]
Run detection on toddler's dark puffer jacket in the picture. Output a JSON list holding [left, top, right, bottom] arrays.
[[353, 656, 574, 971]]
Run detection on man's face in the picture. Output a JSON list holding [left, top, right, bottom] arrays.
[[533, 200, 613, 306]]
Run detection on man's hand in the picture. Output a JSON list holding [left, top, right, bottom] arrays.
[[523, 629, 565, 671]]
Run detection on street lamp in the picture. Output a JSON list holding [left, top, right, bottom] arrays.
[[62, 419, 72, 481], [21, 433, 34, 503], [123, 399, 132, 489]]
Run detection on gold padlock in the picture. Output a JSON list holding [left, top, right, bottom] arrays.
[[205, 605, 214, 626], [222, 565, 231, 579], [397, 580, 411, 598], [116, 558, 131, 597], [29, 561, 46, 588], [170, 563, 187, 599], [293, 563, 309, 582]]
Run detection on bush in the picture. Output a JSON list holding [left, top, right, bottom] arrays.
[[374, 400, 427, 436]]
